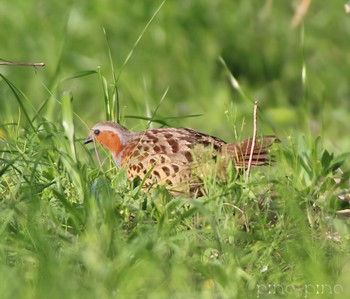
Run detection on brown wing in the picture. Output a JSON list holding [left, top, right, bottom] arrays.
[[120, 128, 225, 192], [120, 128, 278, 193]]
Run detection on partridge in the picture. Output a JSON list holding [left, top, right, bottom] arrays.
[[84, 121, 278, 194]]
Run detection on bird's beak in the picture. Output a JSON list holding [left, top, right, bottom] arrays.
[[84, 135, 93, 144]]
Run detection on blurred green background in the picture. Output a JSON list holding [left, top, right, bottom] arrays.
[[1, 2, 350, 298], [1, 0, 350, 152]]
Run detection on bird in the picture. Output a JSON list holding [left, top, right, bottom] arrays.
[[84, 121, 278, 195]]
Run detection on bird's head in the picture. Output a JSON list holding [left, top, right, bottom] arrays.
[[84, 121, 132, 157]]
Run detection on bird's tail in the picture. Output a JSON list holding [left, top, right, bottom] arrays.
[[223, 135, 279, 168]]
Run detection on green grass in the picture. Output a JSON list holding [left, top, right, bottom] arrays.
[[1, 1, 350, 298]]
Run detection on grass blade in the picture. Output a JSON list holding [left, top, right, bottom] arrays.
[[61, 92, 76, 160], [0, 74, 37, 133]]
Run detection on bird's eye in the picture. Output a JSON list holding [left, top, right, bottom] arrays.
[[94, 129, 100, 135]]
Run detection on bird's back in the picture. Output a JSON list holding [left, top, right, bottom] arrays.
[[120, 128, 226, 193], [117, 127, 277, 194]]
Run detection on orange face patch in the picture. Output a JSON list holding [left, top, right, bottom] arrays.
[[95, 131, 123, 156]]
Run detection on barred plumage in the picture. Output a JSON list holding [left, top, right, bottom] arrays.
[[84, 121, 278, 194]]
